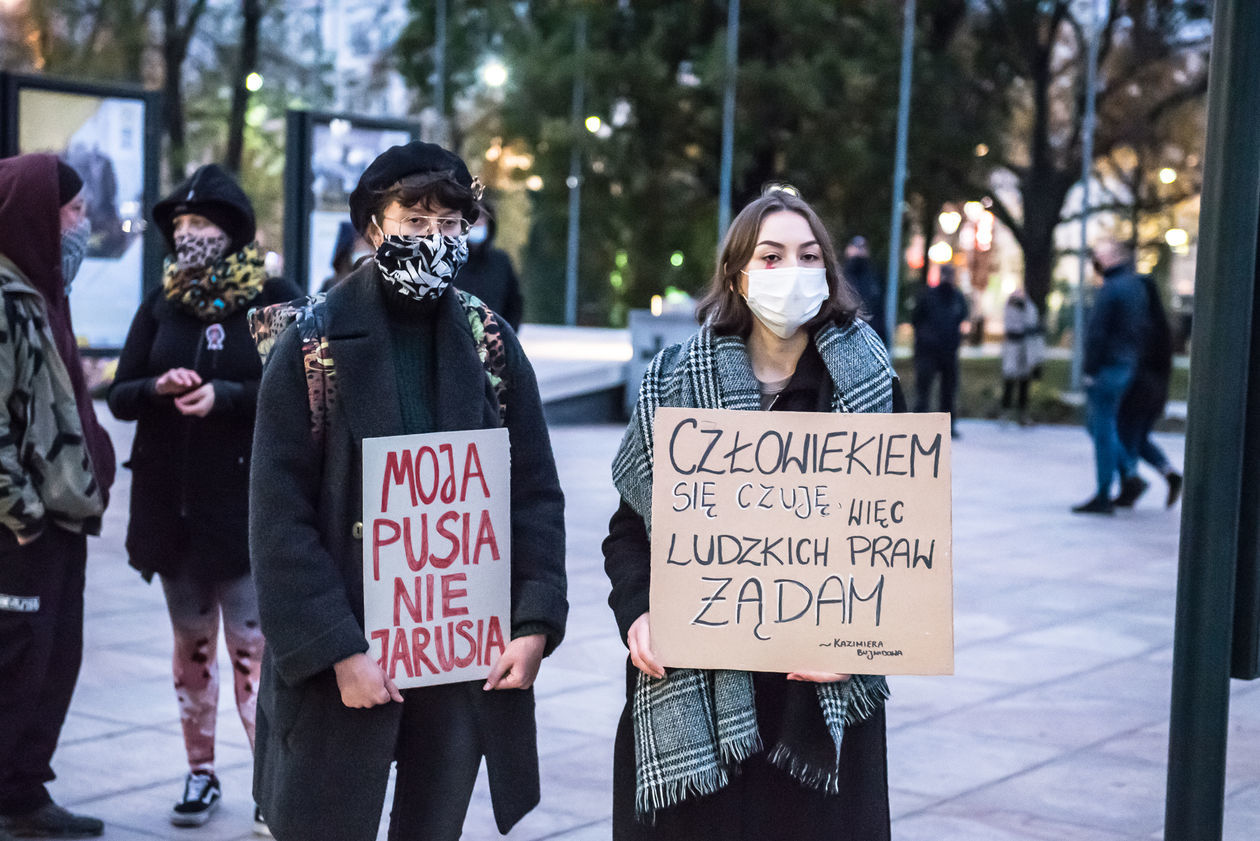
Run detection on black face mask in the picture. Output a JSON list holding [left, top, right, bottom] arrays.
[[373, 232, 470, 302]]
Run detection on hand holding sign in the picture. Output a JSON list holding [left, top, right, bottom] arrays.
[[334, 652, 404, 708], [483, 633, 546, 691], [627, 612, 665, 679]]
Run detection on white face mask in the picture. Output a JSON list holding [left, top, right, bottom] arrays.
[[742, 266, 829, 339]]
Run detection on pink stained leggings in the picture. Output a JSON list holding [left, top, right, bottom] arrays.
[[159, 572, 265, 773]]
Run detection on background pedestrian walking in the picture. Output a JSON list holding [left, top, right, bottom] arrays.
[[911, 264, 969, 436], [1072, 239, 1149, 515], [1000, 287, 1044, 425], [1113, 272, 1182, 508]]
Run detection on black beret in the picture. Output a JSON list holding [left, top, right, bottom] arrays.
[[348, 141, 473, 236], [57, 160, 84, 207]]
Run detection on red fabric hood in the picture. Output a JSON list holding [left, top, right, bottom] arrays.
[[0, 153, 115, 500], [0, 153, 66, 298]]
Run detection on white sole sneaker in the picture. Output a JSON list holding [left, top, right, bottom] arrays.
[[170, 797, 219, 827]]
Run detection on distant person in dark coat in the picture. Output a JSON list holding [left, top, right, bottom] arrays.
[[455, 200, 524, 330], [1073, 239, 1150, 515], [108, 163, 300, 831], [911, 264, 969, 436], [1112, 273, 1182, 509], [843, 236, 886, 344], [319, 221, 371, 294]]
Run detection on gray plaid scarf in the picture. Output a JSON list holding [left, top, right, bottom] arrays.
[[612, 320, 894, 818]]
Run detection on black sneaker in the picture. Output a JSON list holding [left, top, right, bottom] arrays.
[[3, 802, 103, 837], [1165, 472, 1183, 508], [1113, 475, 1149, 508], [1071, 493, 1114, 515], [253, 804, 272, 837], [171, 772, 221, 827]]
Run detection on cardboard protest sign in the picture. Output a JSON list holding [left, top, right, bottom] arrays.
[[363, 429, 511, 689], [650, 407, 953, 675]]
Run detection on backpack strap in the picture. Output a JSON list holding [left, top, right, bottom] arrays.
[[458, 290, 509, 425], [248, 294, 335, 442], [298, 313, 336, 444]]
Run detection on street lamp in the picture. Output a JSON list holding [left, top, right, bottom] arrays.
[[1159, 167, 1178, 184], [481, 59, 508, 88], [927, 241, 954, 264], [1165, 228, 1189, 248], [938, 211, 962, 235]]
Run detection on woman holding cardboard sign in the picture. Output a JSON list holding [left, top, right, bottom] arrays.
[[249, 142, 566, 841], [604, 185, 902, 840]]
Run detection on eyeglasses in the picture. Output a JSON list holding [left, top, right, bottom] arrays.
[[376, 213, 471, 238]]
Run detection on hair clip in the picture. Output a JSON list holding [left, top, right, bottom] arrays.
[[761, 181, 801, 198], [469, 176, 486, 201]]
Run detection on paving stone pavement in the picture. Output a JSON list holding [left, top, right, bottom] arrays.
[[39, 406, 1259, 840]]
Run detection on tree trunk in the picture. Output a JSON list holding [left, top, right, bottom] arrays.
[[162, 0, 208, 186], [225, 0, 263, 175], [162, 0, 187, 185], [1019, 170, 1073, 312]]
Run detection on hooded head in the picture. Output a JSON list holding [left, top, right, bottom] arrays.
[[0, 154, 113, 493], [152, 164, 256, 256], [0, 153, 81, 299]]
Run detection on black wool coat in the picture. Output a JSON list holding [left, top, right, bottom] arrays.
[[108, 278, 299, 581], [249, 266, 567, 841]]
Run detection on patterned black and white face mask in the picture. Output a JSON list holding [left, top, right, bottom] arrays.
[[374, 232, 469, 302]]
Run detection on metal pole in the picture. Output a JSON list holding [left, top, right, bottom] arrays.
[[717, 0, 740, 242], [435, 0, 447, 137], [1071, 0, 1102, 393], [1165, 0, 1260, 836], [883, 0, 916, 347], [564, 13, 587, 327]]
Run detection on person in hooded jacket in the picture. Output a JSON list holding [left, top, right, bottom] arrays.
[[0, 155, 115, 839], [107, 164, 299, 832], [454, 199, 524, 331], [249, 141, 566, 841]]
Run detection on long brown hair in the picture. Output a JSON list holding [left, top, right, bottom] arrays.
[[696, 190, 862, 337]]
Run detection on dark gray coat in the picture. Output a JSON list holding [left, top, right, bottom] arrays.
[[249, 266, 567, 840]]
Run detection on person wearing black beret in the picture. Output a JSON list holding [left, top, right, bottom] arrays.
[[107, 163, 299, 834], [249, 141, 567, 840]]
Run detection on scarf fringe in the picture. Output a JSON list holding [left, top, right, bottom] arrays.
[[635, 765, 731, 822], [766, 743, 843, 795], [845, 675, 891, 726]]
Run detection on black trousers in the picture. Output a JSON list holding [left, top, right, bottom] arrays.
[[1002, 378, 1031, 411], [914, 351, 959, 418], [386, 682, 483, 841], [0, 526, 88, 816]]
